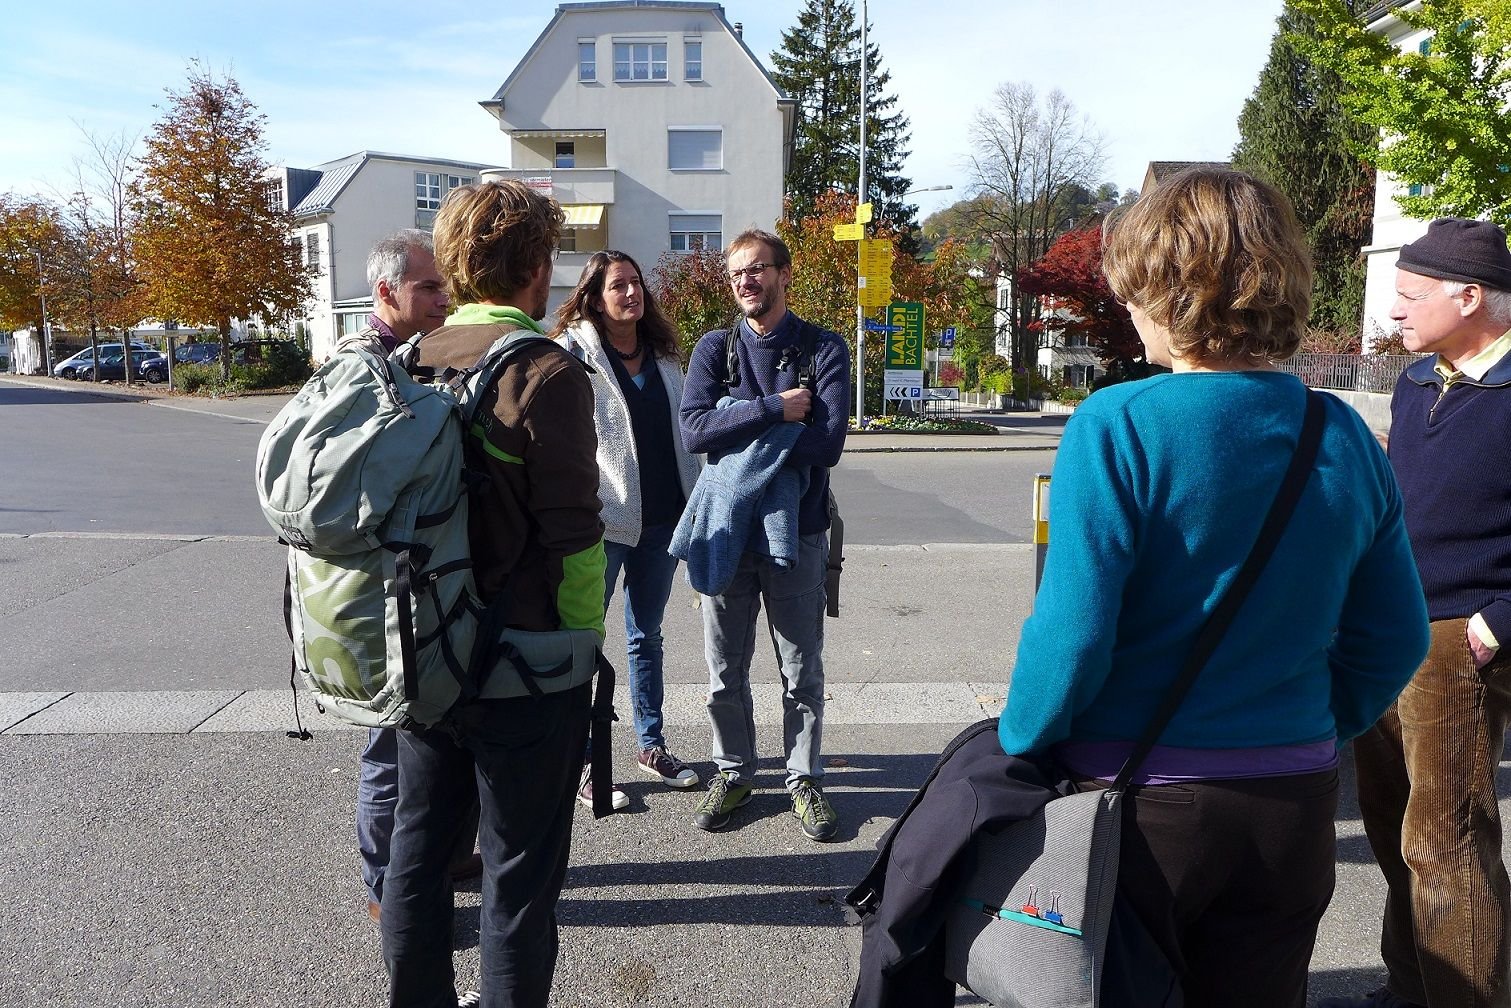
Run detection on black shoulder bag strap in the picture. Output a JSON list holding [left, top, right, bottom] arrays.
[[1110, 388, 1326, 793]]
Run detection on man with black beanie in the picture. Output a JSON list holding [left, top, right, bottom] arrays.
[[1322, 217, 1511, 1008]]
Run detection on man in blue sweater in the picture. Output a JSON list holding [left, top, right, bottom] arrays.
[[679, 228, 850, 841], [1324, 218, 1511, 1008]]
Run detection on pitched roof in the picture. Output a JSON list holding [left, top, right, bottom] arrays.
[[1145, 160, 1230, 186], [291, 151, 498, 218], [486, 1, 789, 110]]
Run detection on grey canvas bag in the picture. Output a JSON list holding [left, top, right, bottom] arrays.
[[944, 389, 1325, 1007]]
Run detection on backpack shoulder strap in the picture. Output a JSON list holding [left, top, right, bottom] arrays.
[[456, 329, 574, 428]]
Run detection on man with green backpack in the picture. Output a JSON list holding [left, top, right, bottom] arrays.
[[382, 181, 605, 1007]]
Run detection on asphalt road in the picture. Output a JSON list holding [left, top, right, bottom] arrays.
[[0, 382, 1051, 542]]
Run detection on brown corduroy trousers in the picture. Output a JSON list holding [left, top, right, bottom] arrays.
[[1354, 617, 1511, 1008]]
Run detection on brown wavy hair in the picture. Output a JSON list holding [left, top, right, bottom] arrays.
[[432, 180, 564, 305], [1102, 166, 1312, 366], [549, 249, 680, 361]]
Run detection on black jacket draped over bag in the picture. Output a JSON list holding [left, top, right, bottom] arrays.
[[844, 720, 1181, 1008]]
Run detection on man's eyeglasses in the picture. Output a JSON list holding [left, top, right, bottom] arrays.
[[727, 263, 774, 283]]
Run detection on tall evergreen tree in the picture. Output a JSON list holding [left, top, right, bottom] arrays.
[[1233, 0, 1378, 333], [770, 0, 915, 231]]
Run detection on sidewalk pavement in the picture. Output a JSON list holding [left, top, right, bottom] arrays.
[[0, 373, 1065, 452]]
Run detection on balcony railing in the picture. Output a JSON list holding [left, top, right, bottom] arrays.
[[1278, 353, 1419, 393]]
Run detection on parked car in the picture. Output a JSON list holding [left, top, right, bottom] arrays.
[[52, 342, 156, 379], [77, 349, 166, 382], [173, 342, 222, 365]]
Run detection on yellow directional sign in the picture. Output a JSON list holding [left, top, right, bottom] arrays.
[[855, 202, 874, 224], [857, 238, 894, 308], [833, 222, 865, 241], [857, 238, 892, 277], [858, 276, 892, 308]]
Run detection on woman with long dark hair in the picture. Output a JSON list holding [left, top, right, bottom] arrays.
[[551, 250, 702, 809]]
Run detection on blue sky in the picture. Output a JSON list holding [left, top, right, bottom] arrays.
[[1, 0, 1286, 219]]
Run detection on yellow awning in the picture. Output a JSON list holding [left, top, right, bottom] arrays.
[[562, 204, 604, 228]]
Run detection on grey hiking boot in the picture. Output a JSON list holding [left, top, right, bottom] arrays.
[[792, 777, 838, 841], [694, 771, 753, 831]]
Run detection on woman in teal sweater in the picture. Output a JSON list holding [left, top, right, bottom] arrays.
[[997, 167, 1429, 1007]]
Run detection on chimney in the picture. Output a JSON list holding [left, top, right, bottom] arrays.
[[733, 22, 743, 37]]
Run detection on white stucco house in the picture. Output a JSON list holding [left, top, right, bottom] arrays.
[[1359, 1, 1435, 350], [479, 0, 794, 304], [267, 151, 498, 362]]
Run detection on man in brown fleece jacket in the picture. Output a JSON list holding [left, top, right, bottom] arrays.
[[380, 180, 605, 1008]]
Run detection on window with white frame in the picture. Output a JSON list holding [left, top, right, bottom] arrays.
[[305, 232, 320, 268], [415, 172, 473, 211], [685, 39, 702, 80], [668, 128, 722, 171], [669, 214, 722, 253], [266, 178, 284, 211], [614, 40, 667, 81], [415, 172, 443, 210], [579, 41, 596, 81]]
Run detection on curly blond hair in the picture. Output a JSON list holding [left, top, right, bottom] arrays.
[[1101, 166, 1312, 366], [432, 180, 564, 305]]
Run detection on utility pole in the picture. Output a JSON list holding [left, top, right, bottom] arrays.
[[854, 0, 869, 428]]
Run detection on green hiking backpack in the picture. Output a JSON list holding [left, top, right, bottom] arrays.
[[254, 328, 614, 752]]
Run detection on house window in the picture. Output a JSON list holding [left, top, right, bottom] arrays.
[[1063, 364, 1096, 388], [668, 128, 722, 170], [266, 178, 284, 211], [415, 172, 472, 211], [579, 41, 596, 81], [556, 143, 575, 169], [669, 214, 722, 253], [614, 41, 667, 81], [560, 229, 578, 253], [997, 287, 1010, 311], [685, 39, 702, 80], [305, 232, 319, 268], [1418, 36, 1432, 54], [416, 172, 443, 210]]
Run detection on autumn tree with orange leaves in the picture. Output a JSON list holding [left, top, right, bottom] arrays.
[[129, 63, 310, 378]]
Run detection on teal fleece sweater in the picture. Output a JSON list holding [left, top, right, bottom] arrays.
[[998, 371, 1429, 757]]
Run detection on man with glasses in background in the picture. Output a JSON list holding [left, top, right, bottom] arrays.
[[677, 228, 850, 841]]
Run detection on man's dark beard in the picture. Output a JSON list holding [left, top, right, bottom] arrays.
[[741, 290, 771, 319]]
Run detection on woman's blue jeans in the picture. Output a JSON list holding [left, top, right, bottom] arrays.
[[603, 520, 680, 752]]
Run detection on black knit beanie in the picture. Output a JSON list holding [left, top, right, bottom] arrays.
[[1397, 217, 1511, 290]]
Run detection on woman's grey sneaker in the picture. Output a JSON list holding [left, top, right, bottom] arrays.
[[577, 764, 629, 811], [792, 778, 838, 841], [694, 771, 753, 831], [638, 745, 700, 788], [457, 994, 481, 1008]]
